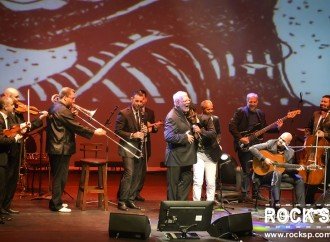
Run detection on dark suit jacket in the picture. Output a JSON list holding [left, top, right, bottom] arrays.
[[198, 114, 222, 163], [229, 106, 267, 151], [307, 110, 330, 141], [0, 114, 16, 167], [46, 101, 94, 155], [115, 106, 146, 158], [164, 107, 197, 167]]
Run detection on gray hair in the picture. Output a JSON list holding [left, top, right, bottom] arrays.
[[173, 91, 188, 106], [246, 93, 258, 102]]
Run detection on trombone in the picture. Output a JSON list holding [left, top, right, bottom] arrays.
[[51, 94, 142, 159]]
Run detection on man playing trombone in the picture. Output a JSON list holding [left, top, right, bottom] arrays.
[[46, 87, 106, 213], [115, 90, 147, 211]]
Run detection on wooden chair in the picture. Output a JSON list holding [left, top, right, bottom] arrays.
[[75, 143, 109, 210]]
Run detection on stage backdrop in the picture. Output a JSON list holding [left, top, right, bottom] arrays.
[[1, 0, 329, 167]]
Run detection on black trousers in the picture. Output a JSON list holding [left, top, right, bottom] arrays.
[[167, 165, 193, 201], [237, 149, 254, 195], [2, 155, 21, 209], [118, 156, 144, 203], [0, 166, 6, 210], [48, 154, 71, 211]]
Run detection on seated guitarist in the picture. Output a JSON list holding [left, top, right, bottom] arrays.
[[249, 132, 306, 210]]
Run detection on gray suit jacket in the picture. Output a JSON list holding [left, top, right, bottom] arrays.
[[164, 107, 197, 167]]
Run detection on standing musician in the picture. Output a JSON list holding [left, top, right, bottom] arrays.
[[189, 103, 221, 202], [249, 132, 306, 210], [0, 96, 24, 220], [164, 91, 197, 201], [46, 87, 106, 213], [229, 93, 283, 202], [303, 94, 330, 205], [115, 90, 148, 211], [135, 89, 159, 202], [2, 87, 48, 215]]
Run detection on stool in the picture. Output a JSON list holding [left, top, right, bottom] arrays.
[[76, 158, 109, 211]]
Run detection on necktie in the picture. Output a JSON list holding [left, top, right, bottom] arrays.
[[135, 112, 140, 127]]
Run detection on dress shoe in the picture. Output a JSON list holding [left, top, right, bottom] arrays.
[[5, 208, 19, 214], [0, 209, 10, 215], [117, 202, 128, 211], [62, 203, 68, 208], [126, 201, 141, 210], [135, 195, 145, 202], [58, 207, 71, 213]]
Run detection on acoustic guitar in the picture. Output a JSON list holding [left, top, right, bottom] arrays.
[[238, 110, 301, 151], [253, 150, 321, 176]]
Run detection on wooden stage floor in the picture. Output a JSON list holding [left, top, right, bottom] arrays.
[[1, 170, 330, 242]]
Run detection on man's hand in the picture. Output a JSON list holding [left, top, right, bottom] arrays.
[[264, 158, 273, 165], [39, 111, 48, 119], [192, 124, 201, 134], [316, 130, 325, 137], [276, 119, 283, 129], [186, 132, 194, 144], [94, 128, 106, 136], [133, 131, 145, 140], [239, 137, 249, 144], [14, 134, 23, 142]]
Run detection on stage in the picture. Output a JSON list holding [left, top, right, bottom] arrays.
[[1, 170, 329, 242]]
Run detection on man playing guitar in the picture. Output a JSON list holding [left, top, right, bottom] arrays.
[[229, 93, 283, 202], [249, 132, 306, 210]]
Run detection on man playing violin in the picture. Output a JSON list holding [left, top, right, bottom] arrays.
[[249, 132, 306, 210], [2, 87, 48, 215], [304, 94, 330, 205], [0, 96, 24, 219]]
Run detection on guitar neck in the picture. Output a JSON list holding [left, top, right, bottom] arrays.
[[273, 162, 300, 169], [253, 116, 287, 137]]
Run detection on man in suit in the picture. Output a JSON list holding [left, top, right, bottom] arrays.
[[115, 90, 148, 211], [0, 96, 23, 219], [229, 93, 282, 202], [46, 87, 106, 213], [2, 87, 47, 214], [164, 91, 197, 200], [190, 103, 221, 202], [135, 89, 158, 202], [304, 94, 330, 204]]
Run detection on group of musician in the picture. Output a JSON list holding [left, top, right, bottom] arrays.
[[0, 86, 329, 220]]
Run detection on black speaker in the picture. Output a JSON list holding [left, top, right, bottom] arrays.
[[109, 213, 151, 239], [207, 212, 253, 239]]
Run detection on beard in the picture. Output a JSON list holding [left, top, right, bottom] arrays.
[[320, 105, 330, 112]]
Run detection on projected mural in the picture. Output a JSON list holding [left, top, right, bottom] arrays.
[[0, 0, 329, 165]]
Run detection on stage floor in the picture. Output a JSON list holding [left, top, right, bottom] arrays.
[[1, 171, 329, 242]]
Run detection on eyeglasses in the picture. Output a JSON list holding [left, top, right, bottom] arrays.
[[67, 96, 76, 100], [279, 137, 287, 145]]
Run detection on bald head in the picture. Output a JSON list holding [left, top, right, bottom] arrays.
[[4, 87, 20, 104], [279, 132, 293, 144]]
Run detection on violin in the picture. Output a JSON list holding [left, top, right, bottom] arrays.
[[3, 125, 21, 137], [15, 101, 40, 115]]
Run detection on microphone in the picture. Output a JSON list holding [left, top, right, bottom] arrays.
[[105, 105, 118, 125], [299, 92, 303, 103]]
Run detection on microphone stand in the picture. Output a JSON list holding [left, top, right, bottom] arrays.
[[104, 106, 118, 161]]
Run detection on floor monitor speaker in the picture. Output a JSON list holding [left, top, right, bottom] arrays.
[[109, 213, 151, 240], [207, 212, 253, 239]]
